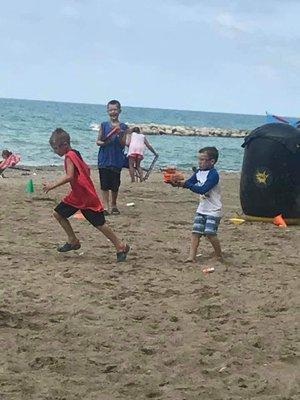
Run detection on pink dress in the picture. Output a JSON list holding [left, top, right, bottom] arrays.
[[128, 133, 145, 160], [0, 154, 20, 169]]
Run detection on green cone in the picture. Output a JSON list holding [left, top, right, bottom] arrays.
[[25, 179, 34, 193]]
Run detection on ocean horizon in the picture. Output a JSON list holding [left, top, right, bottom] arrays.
[[1, 97, 270, 171]]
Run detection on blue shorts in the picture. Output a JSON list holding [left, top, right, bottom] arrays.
[[192, 213, 221, 236]]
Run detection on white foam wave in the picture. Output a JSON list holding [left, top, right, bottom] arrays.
[[90, 123, 100, 131]]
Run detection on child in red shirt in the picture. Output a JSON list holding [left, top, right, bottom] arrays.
[[43, 128, 129, 262]]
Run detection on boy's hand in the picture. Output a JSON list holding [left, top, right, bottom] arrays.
[[169, 180, 184, 187], [175, 181, 184, 187], [170, 174, 185, 187], [96, 140, 107, 146], [43, 182, 54, 193], [169, 181, 179, 187]]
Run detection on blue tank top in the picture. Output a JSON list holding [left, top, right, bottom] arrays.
[[97, 121, 127, 169]]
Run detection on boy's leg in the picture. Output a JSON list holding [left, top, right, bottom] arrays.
[[185, 213, 205, 262], [101, 190, 110, 212], [97, 224, 129, 262], [203, 215, 222, 259], [110, 169, 121, 214], [96, 224, 125, 252], [81, 209, 129, 261], [54, 211, 79, 245], [136, 159, 143, 182], [111, 190, 119, 209], [185, 233, 200, 262], [128, 157, 136, 182], [53, 203, 81, 251], [98, 168, 110, 212], [206, 235, 222, 259]]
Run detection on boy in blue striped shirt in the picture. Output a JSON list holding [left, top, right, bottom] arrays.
[[174, 147, 223, 263]]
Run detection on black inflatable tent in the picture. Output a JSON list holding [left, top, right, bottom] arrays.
[[240, 123, 300, 221]]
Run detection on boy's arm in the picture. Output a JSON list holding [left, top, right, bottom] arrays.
[[183, 169, 219, 194], [174, 171, 198, 187], [144, 137, 158, 155], [96, 124, 106, 146], [43, 157, 75, 193]]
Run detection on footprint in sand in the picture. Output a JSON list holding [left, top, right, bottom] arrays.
[[0, 310, 41, 330]]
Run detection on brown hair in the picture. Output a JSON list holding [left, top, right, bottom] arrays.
[[107, 99, 121, 109], [2, 150, 12, 158], [132, 126, 141, 133], [49, 128, 71, 147], [199, 146, 219, 162]]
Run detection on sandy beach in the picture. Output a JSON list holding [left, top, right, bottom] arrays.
[[0, 168, 299, 400]]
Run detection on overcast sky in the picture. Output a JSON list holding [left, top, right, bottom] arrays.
[[1, 0, 299, 115]]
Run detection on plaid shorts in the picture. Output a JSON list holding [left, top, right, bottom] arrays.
[[192, 213, 221, 236]]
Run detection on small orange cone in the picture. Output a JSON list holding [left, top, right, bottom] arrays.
[[73, 211, 85, 220], [273, 214, 287, 227]]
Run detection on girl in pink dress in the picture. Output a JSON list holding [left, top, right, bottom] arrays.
[[0, 150, 21, 176], [127, 127, 158, 182]]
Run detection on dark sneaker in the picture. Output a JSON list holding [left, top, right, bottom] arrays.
[[116, 244, 130, 262], [57, 242, 81, 252], [111, 207, 120, 215]]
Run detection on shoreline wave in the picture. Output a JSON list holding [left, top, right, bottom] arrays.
[[14, 164, 241, 173]]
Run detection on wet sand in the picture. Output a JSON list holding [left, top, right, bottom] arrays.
[[0, 168, 299, 399]]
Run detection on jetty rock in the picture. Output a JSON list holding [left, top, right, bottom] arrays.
[[89, 122, 247, 138], [126, 123, 247, 138]]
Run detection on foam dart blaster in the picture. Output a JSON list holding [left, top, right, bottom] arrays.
[[162, 166, 176, 183], [101, 126, 124, 142], [162, 166, 176, 173], [163, 172, 173, 183], [162, 166, 185, 184]]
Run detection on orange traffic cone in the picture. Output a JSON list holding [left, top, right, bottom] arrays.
[[273, 214, 287, 228]]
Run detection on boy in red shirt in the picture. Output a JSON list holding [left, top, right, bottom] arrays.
[[43, 128, 129, 262]]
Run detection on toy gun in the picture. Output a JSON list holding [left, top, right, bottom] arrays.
[[101, 126, 127, 142], [162, 166, 185, 184]]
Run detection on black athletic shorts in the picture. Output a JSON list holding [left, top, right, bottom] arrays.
[[54, 202, 105, 227], [99, 167, 121, 192]]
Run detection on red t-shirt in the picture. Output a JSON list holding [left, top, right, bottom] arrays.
[[63, 149, 103, 211]]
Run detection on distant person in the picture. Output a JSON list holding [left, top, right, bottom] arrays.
[[1, 150, 13, 160], [0, 150, 21, 175], [96, 100, 127, 215], [43, 128, 129, 262], [127, 127, 158, 182], [171, 147, 222, 263]]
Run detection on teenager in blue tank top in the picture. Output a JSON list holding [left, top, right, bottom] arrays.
[[96, 100, 127, 215], [98, 121, 127, 169]]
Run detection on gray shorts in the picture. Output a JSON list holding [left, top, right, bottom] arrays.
[[192, 213, 221, 236]]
